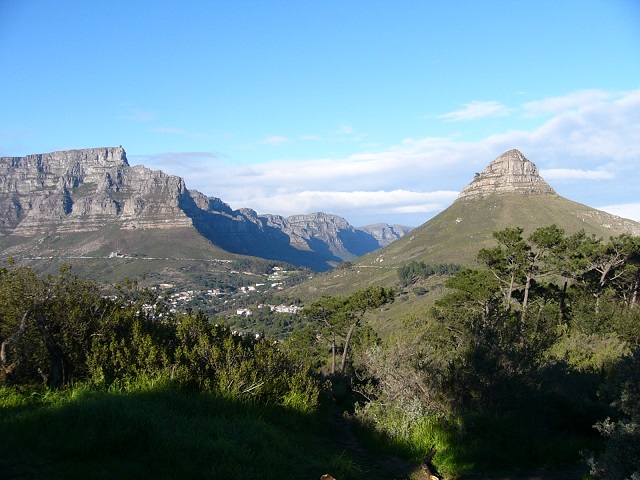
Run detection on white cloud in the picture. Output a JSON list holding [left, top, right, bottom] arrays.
[[134, 151, 224, 174], [522, 89, 613, 116], [335, 125, 354, 135], [540, 168, 615, 181], [598, 203, 640, 222], [260, 135, 291, 146], [228, 189, 459, 222], [133, 88, 640, 227], [439, 101, 511, 122], [510, 89, 640, 162], [119, 108, 155, 122]]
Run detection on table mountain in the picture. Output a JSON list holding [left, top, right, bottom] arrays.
[[0, 147, 409, 272]]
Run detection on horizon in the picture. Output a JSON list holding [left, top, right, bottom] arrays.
[[1, 1, 639, 227]]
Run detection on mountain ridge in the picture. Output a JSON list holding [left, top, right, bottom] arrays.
[[0, 146, 411, 272]]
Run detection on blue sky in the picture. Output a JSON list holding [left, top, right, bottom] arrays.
[[1, 1, 639, 227]]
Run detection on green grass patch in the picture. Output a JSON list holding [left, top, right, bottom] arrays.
[[0, 378, 373, 480], [352, 407, 600, 478]]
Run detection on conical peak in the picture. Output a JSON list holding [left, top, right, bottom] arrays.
[[457, 149, 555, 200]]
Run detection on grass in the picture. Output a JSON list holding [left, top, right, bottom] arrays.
[[289, 192, 637, 303], [352, 407, 600, 479], [1, 376, 604, 480], [0, 378, 373, 480]]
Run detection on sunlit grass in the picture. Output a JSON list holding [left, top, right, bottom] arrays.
[[352, 406, 599, 478]]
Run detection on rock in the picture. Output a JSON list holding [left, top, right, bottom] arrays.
[[457, 149, 555, 200], [357, 223, 413, 247], [0, 146, 193, 234]]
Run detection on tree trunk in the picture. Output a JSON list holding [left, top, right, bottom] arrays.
[[560, 279, 568, 323], [330, 336, 336, 375], [521, 274, 533, 324], [35, 314, 70, 389], [0, 311, 30, 380], [631, 267, 640, 309], [506, 275, 515, 311], [595, 264, 614, 317], [340, 320, 360, 375]]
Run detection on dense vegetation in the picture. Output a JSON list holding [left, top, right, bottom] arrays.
[[348, 226, 640, 478], [0, 265, 342, 478], [1, 225, 639, 479], [397, 261, 461, 287]]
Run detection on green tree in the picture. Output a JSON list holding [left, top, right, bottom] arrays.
[[397, 261, 460, 287], [0, 265, 114, 388], [586, 349, 640, 480], [576, 234, 638, 316], [477, 227, 529, 312], [433, 266, 560, 412], [303, 286, 394, 375], [302, 295, 346, 374], [478, 225, 567, 325], [523, 224, 566, 321]]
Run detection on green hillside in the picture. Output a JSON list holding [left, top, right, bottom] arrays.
[[288, 193, 640, 302], [1, 225, 254, 289]]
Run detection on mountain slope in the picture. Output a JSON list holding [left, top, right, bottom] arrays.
[[0, 147, 410, 274], [289, 149, 640, 299]]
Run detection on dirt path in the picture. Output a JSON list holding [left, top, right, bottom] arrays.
[[330, 411, 431, 480], [329, 411, 588, 480]]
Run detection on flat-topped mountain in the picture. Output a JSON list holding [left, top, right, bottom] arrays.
[[0, 147, 409, 273], [290, 149, 640, 299], [0, 146, 192, 234]]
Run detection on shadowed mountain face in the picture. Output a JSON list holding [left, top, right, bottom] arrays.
[[0, 147, 410, 272], [289, 149, 640, 299]]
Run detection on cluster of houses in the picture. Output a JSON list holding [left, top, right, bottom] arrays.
[[236, 304, 303, 317], [238, 282, 284, 294], [147, 266, 300, 318], [164, 288, 223, 313]]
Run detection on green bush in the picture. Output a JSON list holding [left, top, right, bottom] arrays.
[[586, 349, 640, 480]]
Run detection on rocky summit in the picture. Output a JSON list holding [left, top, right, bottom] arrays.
[[0, 147, 410, 271], [457, 149, 556, 200]]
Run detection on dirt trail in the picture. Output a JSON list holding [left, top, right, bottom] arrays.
[[330, 411, 430, 480], [329, 411, 588, 480]]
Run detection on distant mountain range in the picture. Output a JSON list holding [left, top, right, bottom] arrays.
[[0, 147, 411, 273]]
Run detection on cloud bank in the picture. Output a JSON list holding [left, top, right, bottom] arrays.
[[138, 88, 640, 226]]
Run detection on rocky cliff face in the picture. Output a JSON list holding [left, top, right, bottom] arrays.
[[0, 147, 193, 235], [358, 224, 414, 247], [457, 149, 556, 200], [0, 147, 409, 270]]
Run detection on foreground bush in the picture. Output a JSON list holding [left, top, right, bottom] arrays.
[[0, 265, 320, 411], [586, 350, 640, 480]]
